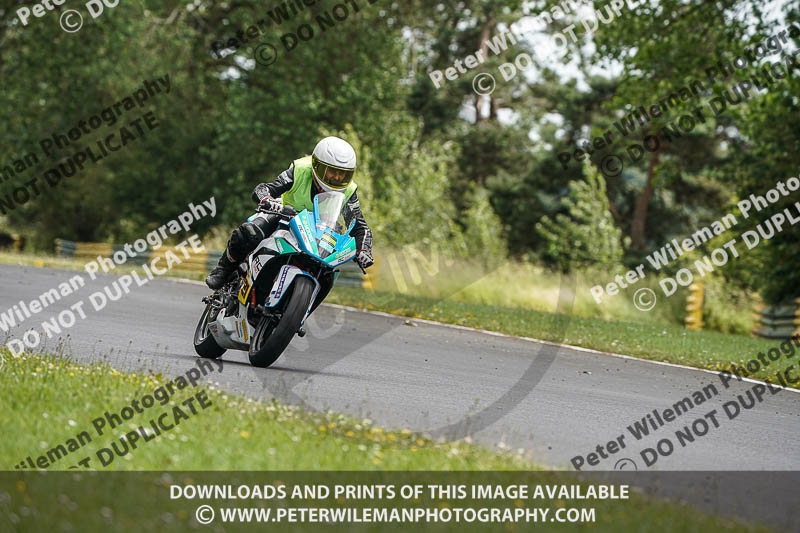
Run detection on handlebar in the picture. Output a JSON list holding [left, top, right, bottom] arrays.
[[257, 203, 297, 219]]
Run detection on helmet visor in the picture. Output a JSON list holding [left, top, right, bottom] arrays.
[[312, 156, 354, 190]]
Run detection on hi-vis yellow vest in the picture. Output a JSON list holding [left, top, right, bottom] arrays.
[[281, 156, 357, 212]]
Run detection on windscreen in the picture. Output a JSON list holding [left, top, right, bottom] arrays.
[[315, 192, 346, 231], [314, 191, 347, 259]]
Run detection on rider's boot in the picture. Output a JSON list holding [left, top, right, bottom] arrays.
[[205, 252, 237, 290]]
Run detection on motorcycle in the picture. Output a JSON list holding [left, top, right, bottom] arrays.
[[193, 191, 362, 367]]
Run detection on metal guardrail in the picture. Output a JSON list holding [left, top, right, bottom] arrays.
[[684, 285, 800, 338], [54, 239, 378, 289], [55, 238, 217, 271], [752, 297, 800, 339]]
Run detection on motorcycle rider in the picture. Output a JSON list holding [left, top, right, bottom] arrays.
[[205, 136, 374, 290]]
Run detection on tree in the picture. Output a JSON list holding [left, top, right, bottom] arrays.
[[535, 164, 625, 272]]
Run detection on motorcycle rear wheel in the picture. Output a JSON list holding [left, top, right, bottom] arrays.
[[248, 276, 314, 368], [193, 304, 226, 358]]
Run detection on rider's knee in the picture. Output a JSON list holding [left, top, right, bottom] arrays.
[[251, 214, 280, 236], [229, 222, 264, 258]]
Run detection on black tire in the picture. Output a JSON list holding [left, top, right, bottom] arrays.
[[193, 304, 226, 359], [248, 276, 315, 368]]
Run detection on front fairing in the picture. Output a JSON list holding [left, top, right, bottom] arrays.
[[288, 193, 357, 267]]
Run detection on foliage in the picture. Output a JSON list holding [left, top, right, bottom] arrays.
[[587, 0, 800, 301], [328, 285, 788, 384], [0, 0, 797, 304], [1, 351, 529, 470], [535, 164, 625, 272]]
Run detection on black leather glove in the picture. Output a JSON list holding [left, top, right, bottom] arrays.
[[355, 249, 374, 270]]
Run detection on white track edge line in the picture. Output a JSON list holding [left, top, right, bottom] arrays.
[[175, 276, 800, 395], [321, 303, 800, 395]]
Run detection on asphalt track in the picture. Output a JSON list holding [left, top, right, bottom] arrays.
[[2, 264, 799, 473]]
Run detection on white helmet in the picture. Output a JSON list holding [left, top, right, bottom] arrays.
[[311, 136, 356, 192]]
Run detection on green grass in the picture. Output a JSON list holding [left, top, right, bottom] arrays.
[[0, 351, 777, 533], [1, 250, 793, 385], [1, 249, 756, 334], [366, 250, 756, 335], [0, 350, 528, 471], [328, 286, 799, 387]]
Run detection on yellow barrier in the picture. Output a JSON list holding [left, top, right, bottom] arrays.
[[54, 239, 378, 289], [12, 234, 25, 252], [362, 256, 379, 290], [55, 239, 214, 273], [685, 283, 704, 330]]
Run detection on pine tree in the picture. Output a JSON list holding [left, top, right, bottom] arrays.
[[535, 164, 625, 272]]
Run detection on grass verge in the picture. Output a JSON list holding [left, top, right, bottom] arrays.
[[0, 350, 528, 470], [0, 350, 776, 533], [1, 251, 794, 386], [327, 287, 799, 387]]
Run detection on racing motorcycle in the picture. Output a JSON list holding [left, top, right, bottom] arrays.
[[193, 191, 361, 367]]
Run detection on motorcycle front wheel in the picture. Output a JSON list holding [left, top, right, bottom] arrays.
[[248, 276, 315, 368]]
